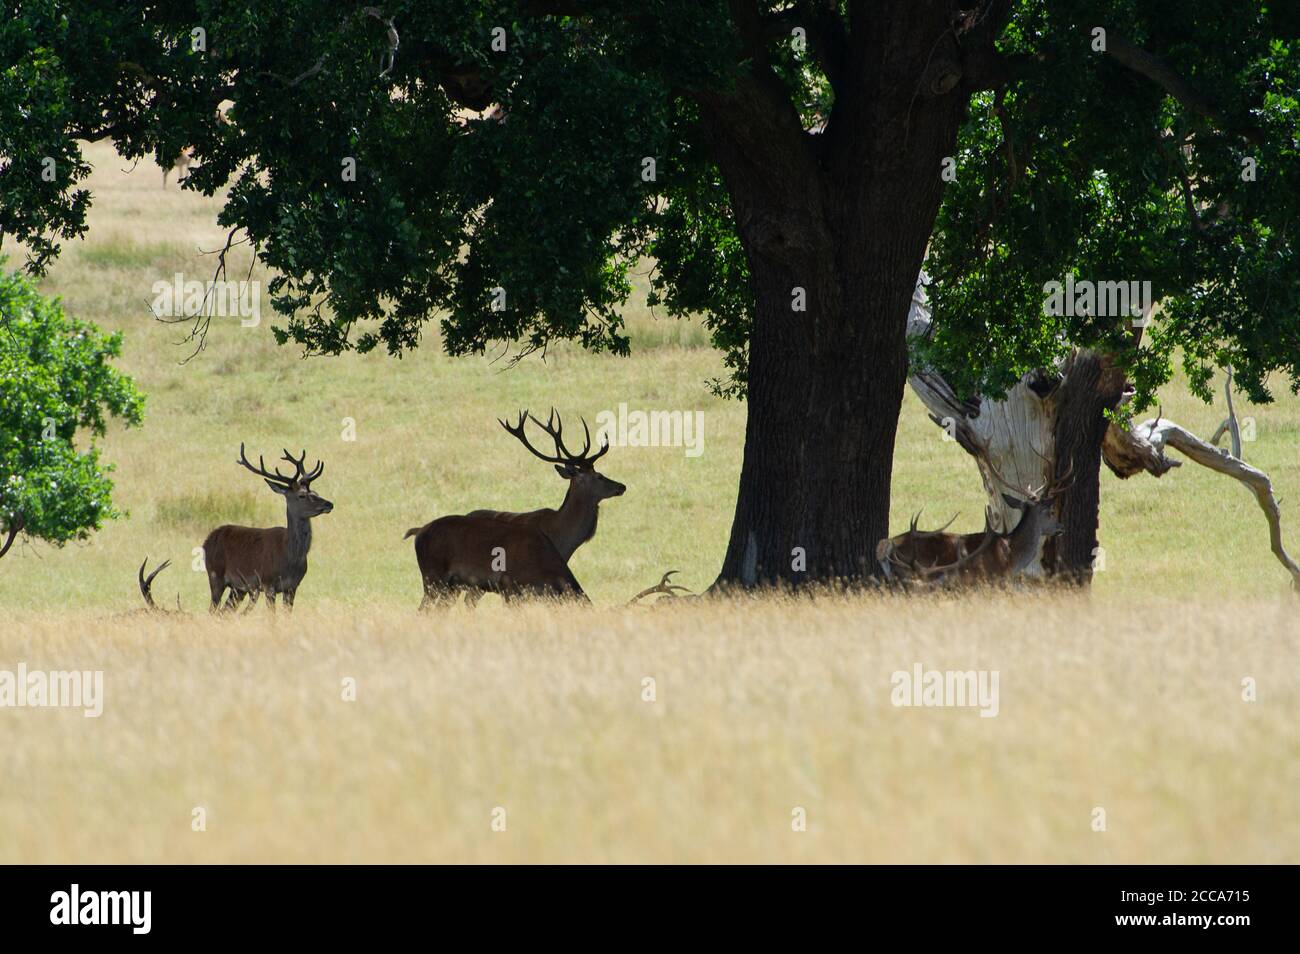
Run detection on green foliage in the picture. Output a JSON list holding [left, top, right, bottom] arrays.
[[1, 1, 1297, 410], [0, 263, 144, 550], [926, 1, 1300, 409]]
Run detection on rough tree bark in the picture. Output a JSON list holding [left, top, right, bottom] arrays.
[[706, 3, 991, 587]]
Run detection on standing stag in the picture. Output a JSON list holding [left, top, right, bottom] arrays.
[[470, 409, 626, 558], [405, 516, 588, 608], [201, 445, 333, 611], [404, 408, 622, 609]]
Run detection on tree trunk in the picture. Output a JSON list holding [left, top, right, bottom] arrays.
[[710, 200, 948, 587], [1049, 350, 1129, 583], [699, 2, 987, 588]]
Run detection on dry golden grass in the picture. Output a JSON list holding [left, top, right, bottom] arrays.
[[2, 593, 1297, 864]]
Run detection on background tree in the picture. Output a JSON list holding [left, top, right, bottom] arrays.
[[0, 265, 145, 562], [2, 1, 1296, 586], [915, 3, 1300, 583]]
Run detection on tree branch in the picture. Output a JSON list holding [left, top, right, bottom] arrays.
[[1105, 34, 1268, 147], [0, 516, 23, 562], [1106, 415, 1300, 591], [761, 1, 848, 91], [1150, 419, 1300, 590]]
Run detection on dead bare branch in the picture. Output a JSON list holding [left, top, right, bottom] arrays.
[[1126, 417, 1300, 591]]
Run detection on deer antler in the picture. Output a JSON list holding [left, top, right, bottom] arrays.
[[281, 448, 324, 486], [913, 508, 1000, 586], [628, 569, 694, 604], [237, 443, 295, 485], [889, 508, 999, 587], [236, 443, 323, 486], [138, 558, 173, 612], [908, 510, 960, 536], [499, 408, 609, 467]]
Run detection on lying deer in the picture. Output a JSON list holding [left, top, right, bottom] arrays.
[[405, 516, 588, 608], [880, 470, 1069, 587], [875, 511, 987, 580], [892, 498, 1063, 587], [202, 445, 333, 611]]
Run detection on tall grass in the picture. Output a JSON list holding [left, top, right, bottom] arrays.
[[2, 595, 1295, 863]]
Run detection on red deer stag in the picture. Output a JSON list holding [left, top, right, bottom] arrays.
[[202, 445, 333, 611], [470, 408, 626, 559], [404, 408, 622, 609], [404, 516, 587, 608], [880, 481, 1067, 587]]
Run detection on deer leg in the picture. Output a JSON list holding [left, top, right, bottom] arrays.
[[265, 591, 277, 611], [282, 589, 295, 611], [208, 575, 227, 613], [419, 580, 453, 612], [222, 589, 246, 612]]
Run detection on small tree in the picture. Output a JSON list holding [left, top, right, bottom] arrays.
[[0, 266, 144, 562]]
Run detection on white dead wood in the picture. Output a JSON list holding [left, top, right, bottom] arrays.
[[1208, 365, 1243, 459], [906, 276, 1290, 588], [1104, 414, 1300, 591], [906, 275, 1056, 572]]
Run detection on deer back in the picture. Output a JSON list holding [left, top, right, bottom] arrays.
[[204, 525, 295, 587], [412, 515, 583, 596]]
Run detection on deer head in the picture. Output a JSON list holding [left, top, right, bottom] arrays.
[[499, 408, 626, 501], [236, 444, 334, 519]]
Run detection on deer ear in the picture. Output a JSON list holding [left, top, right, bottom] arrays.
[[266, 479, 289, 495], [1001, 492, 1025, 511], [554, 464, 576, 479]]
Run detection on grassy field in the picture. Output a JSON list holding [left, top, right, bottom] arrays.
[[3, 597, 1297, 863], [1, 142, 1298, 863]]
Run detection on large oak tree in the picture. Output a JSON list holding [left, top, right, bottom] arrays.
[[2, 1, 1297, 586]]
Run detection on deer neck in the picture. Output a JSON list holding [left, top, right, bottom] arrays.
[[283, 507, 313, 568], [1004, 505, 1045, 572], [546, 484, 600, 560]]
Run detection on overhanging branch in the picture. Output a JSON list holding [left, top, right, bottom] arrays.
[[1105, 34, 1268, 147]]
